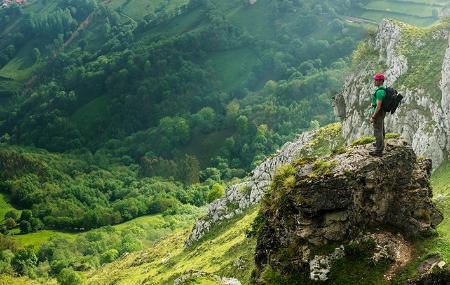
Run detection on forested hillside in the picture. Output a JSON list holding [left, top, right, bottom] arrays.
[[0, 0, 367, 174]]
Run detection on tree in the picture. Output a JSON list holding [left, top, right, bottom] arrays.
[[11, 247, 38, 276], [178, 155, 200, 185], [19, 220, 32, 234], [57, 268, 83, 285], [192, 107, 216, 133], [100, 249, 119, 264], [148, 195, 179, 214], [32, 48, 41, 63], [4, 218, 16, 230], [4, 211, 17, 220]]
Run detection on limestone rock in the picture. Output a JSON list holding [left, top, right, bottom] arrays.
[[334, 19, 450, 168], [254, 139, 443, 282]]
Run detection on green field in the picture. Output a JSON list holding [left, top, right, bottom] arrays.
[[228, 0, 275, 40], [367, 0, 436, 17], [208, 48, 259, 91], [359, 10, 436, 26], [353, 0, 443, 27]]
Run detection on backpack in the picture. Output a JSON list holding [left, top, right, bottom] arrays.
[[378, 86, 403, 114]]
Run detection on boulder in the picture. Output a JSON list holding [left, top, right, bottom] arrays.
[[254, 139, 443, 282]]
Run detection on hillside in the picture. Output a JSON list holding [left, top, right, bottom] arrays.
[[0, 0, 365, 172], [83, 135, 450, 285]]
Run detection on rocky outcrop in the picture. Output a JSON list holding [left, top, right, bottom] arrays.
[[334, 19, 450, 167], [254, 139, 443, 282], [185, 130, 317, 246]]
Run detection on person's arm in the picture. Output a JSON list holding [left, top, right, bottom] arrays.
[[371, 100, 383, 122]]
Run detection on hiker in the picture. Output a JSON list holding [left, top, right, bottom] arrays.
[[370, 73, 386, 157]]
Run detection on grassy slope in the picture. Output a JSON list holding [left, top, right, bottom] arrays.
[[0, 193, 18, 221], [85, 208, 258, 285]]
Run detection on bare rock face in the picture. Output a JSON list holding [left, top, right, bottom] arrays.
[[254, 139, 443, 282]]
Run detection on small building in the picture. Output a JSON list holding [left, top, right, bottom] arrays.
[[2, 0, 26, 7]]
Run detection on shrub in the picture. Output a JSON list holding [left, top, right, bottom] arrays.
[[350, 136, 375, 146], [207, 183, 225, 203], [57, 268, 83, 285], [100, 249, 119, 264], [11, 247, 38, 276]]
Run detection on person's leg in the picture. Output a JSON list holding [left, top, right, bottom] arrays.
[[374, 113, 384, 154]]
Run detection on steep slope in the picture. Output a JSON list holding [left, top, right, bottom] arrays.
[[82, 132, 450, 285], [334, 19, 450, 167], [187, 123, 343, 245]]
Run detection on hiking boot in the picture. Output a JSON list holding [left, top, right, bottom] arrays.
[[369, 151, 383, 157]]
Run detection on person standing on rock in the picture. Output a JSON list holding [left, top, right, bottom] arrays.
[[370, 73, 386, 157]]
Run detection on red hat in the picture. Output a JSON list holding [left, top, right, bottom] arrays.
[[373, 73, 385, 80]]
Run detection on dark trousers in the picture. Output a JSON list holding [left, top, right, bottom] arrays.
[[373, 111, 386, 153]]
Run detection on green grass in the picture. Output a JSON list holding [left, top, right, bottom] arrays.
[[10, 230, 77, 250], [139, 6, 205, 44], [396, 22, 448, 101], [120, 0, 189, 21], [70, 95, 112, 135], [207, 48, 259, 91], [356, 10, 436, 27], [4, 207, 203, 250], [0, 41, 43, 82], [366, 1, 435, 17]]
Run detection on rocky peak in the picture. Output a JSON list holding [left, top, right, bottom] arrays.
[[254, 138, 443, 283], [334, 19, 450, 168]]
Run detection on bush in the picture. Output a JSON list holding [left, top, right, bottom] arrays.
[[57, 268, 83, 285], [11, 247, 38, 276], [148, 195, 179, 214], [100, 249, 119, 264], [207, 183, 225, 203]]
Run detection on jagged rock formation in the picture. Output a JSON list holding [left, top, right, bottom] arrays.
[[334, 19, 450, 168], [254, 139, 443, 282]]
